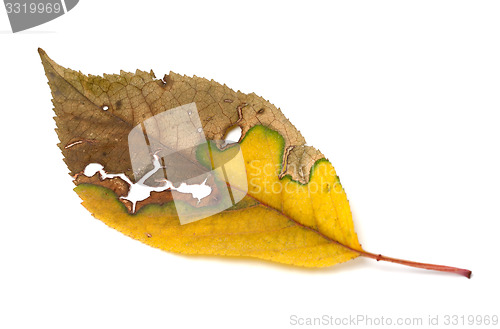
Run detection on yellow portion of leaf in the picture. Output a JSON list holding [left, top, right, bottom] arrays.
[[76, 125, 361, 267]]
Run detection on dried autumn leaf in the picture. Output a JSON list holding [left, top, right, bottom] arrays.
[[39, 48, 471, 277]]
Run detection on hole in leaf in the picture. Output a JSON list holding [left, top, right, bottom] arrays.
[[102, 105, 109, 111], [84, 163, 104, 176], [82, 154, 213, 214], [224, 125, 242, 143]]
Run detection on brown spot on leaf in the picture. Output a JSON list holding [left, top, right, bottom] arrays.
[[74, 173, 130, 197], [133, 174, 221, 213], [135, 190, 175, 211]]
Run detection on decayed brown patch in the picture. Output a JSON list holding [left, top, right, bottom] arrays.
[[73, 173, 136, 212], [74, 173, 129, 197], [39, 48, 314, 185], [134, 190, 174, 212]]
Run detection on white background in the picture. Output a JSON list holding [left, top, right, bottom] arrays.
[[1, 1, 499, 328]]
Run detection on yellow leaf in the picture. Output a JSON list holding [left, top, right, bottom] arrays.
[[40, 48, 471, 277]]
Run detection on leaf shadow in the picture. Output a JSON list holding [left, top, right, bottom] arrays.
[[171, 252, 370, 275]]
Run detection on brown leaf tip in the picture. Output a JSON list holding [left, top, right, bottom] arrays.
[[38, 48, 48, 59]]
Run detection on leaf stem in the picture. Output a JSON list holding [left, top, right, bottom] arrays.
[[352, 249, 472, 278]]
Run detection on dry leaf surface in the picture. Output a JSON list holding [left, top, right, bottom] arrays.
[[40, 49, 471, 276]]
